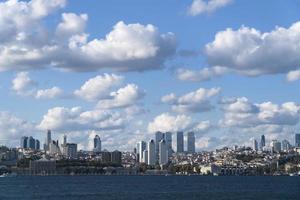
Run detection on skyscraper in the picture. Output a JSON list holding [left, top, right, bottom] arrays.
[[27, 136, 35, 149], [165, 132, 173, 157], [260, 135, 266, 150], [271, 140, 281, 153], [20, 136, 28, 149], [147, 139, 156, 166], [35, 139, 40, 150], [187, 132, 195, 153], [93, 135, 102, 152], [155, 131, 164, 159], [253, 139, 258, 151], [295, 133, 300, 147], [282, 139, 291, 152], [65, 143, 77, 159], [176, 131, 184, 153], [137, 141, 146, 163], [45, 130, 52, 151], [159, 139, 168, 165]]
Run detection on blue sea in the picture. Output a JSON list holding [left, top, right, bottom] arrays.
[[0, 176, 299, 200]]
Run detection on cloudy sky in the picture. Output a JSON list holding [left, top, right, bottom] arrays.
[[1, 0, 300, 151]]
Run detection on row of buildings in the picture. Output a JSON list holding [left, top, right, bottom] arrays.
[[135, 131, 196, 166], [252, 134, 300, 153]]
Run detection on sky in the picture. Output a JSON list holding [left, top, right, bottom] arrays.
[[1, 0, 300, 151]]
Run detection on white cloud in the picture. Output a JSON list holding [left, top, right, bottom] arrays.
[[188, 0, 233, 16], [161, 87, 220, 113], [0, 0, 177, 73], [287, 69, 300, 82], [176, 66, 228, 82], [37, 106, 126, 132], [0, 111, 36, 147], [74, 73, 123, 101], [205, 21, 300, 77], [35, 86, 63, 99], [11, 71, 63, 99], [148, 113, 193, 133], [220, 97, 300, 128], [56, 12, 88, 39], [97, 84, 145, 109], [11, 72, 36, 96]]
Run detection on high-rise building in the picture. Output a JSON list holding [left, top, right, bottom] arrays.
[[147, 140, 156, 166], [176, 131, 184, 153], [165, 132, 173, 157], [35, 140, 40, 150], [20, 136, 28, 149], [252, 139, 258, 151], [282, 139, 292, 152], [187, 132, 195, 153], [295, 133, 300, 147], [111, 150, 122, 165], [155, 131, 164, 159], [159, 139, 168, 165], [260, 135, 266, 150], [27, 136, 36, 149], [271, 140, 281, 153], [143, 150, 148, 165], [137, 141, 146, 163], [64, 143, 77, 159], [93, 135, 102, 152], [44, 130, 52, 151]]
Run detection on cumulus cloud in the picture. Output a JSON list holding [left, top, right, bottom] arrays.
[[219, 97, 300, 128], [161, 87, 220, 113], [35, 87, 63, 99], [74, 73, 123, 101], [11, 72, 36, 96], [0, 111, 36, 147], [97, 84, 145, 109], [148, 113, 193, 133], [11, 72, 63, 99], [0, 0, 177, 72], [287, 69, 300, 82], [37, 106, 126, 132], [56, 12, 88, 39], [205, 21, 300, 77], [176, 66, 228, 82], [188, 0, 233, 16]]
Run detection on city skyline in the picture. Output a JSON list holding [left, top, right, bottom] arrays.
[[1, 0, 300, 152]]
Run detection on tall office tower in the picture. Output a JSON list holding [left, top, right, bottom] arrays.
[[143, 150, 148, 164], [35, 139, 40, 150], [159, 139, 168, 165], [260, 135, 266, 150], [63, 135, 67, 146], [252, 139, 258, 151], [137, 141, 146, 163], [147, 140, 156, 166], [27, 136, 36, 149], [295, 133, 300, 147], [187, 132, 196, 153], [282, 139, 291, 152], [271, 140, 281, 153], [65, 143, 77, 159], [45, 130, 52, 151], [155, 131, 164, 159], [93, 135, 102, 152], [176, 131, 184, 153], [165, 132, 173, 157], [20, 136, 28, 149]]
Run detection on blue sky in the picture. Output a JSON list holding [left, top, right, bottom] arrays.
[[1, 0, 300, 151]]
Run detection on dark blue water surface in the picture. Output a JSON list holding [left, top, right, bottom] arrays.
[[0, 176, 299, 200]]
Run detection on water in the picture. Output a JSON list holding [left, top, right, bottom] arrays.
[[0, 176, 299, 200]]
